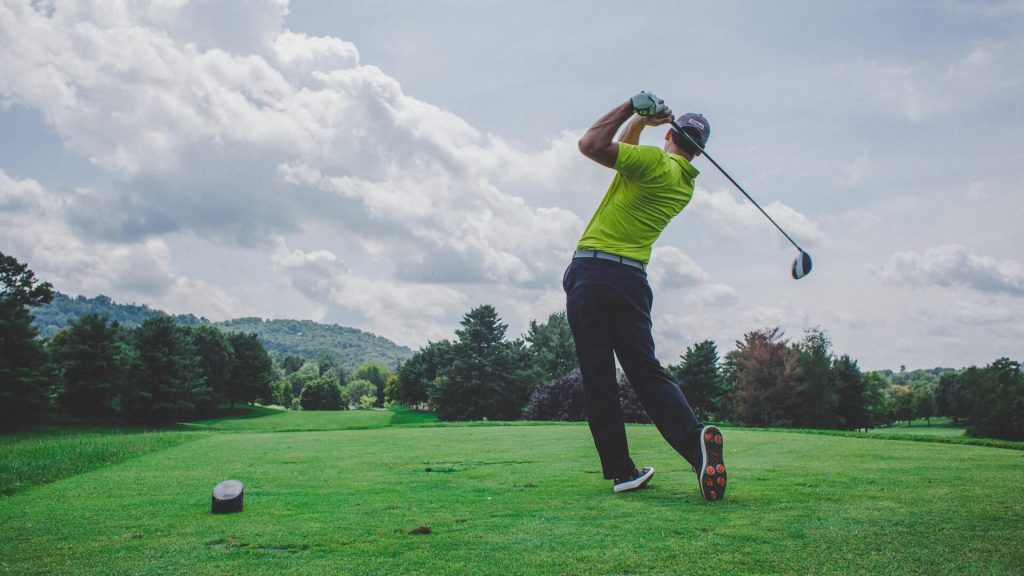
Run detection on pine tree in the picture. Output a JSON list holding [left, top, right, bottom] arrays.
[[524, 311, 577, 385], [0, 252, 54, 429], [125, 316, 208, 424], [50, 314, 124, 420], [226, 332, 274, 408], [795, 327, 839, 428], [432, 305, 530, 421], [668, 340, 722, 421]]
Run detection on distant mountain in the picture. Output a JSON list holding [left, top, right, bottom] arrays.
[[31, 293, 414, 370], [216, 317, 413, 370]]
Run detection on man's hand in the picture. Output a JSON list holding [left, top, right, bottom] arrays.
[[631, 91, 668, 117]]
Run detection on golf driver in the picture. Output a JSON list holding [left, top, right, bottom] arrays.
[[670, 119, 813, 280]]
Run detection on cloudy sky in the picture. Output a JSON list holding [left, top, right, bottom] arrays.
[[2, 0, 1022, 370]]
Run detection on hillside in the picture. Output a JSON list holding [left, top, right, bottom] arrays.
[[31, 293, 413, 370]]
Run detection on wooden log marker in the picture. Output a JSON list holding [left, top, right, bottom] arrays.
[[211, 479, 244, 514]]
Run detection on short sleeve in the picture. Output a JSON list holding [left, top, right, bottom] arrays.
[[614, 143, 665, 183]]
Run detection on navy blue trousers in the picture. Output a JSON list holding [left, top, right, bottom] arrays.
[[563, 257, 704, 480]]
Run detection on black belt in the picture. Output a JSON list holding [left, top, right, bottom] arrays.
[[573, 249, 646, 271]]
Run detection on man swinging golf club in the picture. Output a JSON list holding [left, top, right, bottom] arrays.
[[565, 91, 726, 500]]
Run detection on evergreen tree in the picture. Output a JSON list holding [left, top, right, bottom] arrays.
[[391, 340, 452, 408], [524, 311, 578, 385], [832, 354, 866, 430], [49, 314, 124, 420], [0, 253, 54, 429], [795, 327, 839, 428], [432, 305, 530, 421], [125, 316, 208, 424], [226, 332, 274, 407], [189, 325, 234, 412], [668, 340, 722, 421]]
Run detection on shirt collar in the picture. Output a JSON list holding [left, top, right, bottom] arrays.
[[668, 153, 700, 178]]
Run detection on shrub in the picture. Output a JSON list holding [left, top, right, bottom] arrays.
[[299, 375, 343, 410], [526, 370, 586, 421]]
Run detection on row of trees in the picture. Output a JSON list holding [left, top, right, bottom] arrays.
[[278, 352, 394, 411], [387, 305, 577, 421], [388, 300, 1023, 441], [1, 252, 392, 429]]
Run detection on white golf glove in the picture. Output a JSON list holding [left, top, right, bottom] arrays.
[[631, 91, 667, 116]]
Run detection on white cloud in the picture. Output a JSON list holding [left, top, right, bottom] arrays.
[[0, 168, 247, 319], [880, 244, 1024, 296], [270, 239, 468, 345], [689, 188, 826, 249]]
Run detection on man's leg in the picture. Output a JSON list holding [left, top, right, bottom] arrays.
[[565, 261, 636, 480], [612, 279, 704, 470]]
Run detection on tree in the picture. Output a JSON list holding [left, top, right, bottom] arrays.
[[391, 340, 452, 408], [668, 340, 722, 421], [861, 371, 892, 429], [300, 374, 343, 410], [937, 372, 969, 424], [280, 354, 306, 375], [891, 385, 914, 426], [317, 350, 340, 377], [342, 379, 375, 409], [525, 370, 586, 422], [188, 325, 234, 411], [124, 316, 208, 424], [431, 305, 530, 421], [965, 358, 1024, 440], [832, 354, 866, 430], [226, 332, 274, 408], [286, 368, 321, 408], [351, 362, 391, 408], [913, 388, 936, 425], [795, 327, 839, 428], [524, 311, 577, 385], [49, 314, 125, 420], [727, 328, 799, 427], [0, 252, 54, 429]]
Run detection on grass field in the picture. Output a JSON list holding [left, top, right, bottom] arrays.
[[1, 410, 1022, 575]]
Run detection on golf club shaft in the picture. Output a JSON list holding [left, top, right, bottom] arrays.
[[671, 121, 804, 253]]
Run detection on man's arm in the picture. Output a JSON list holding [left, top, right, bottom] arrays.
[[617, 114, 648, 145], [577, 100, 633, 169], [578, 97, 675, 168]]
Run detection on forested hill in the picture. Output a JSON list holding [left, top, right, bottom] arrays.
[[31, 293, 413, 370], [216, 317, 412, 370]]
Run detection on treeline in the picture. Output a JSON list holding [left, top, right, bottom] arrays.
[[389, 302, 1024, 441], [32, 293, 414, 371], [0, 251, 276, 427], [0, 253, 397, 430]]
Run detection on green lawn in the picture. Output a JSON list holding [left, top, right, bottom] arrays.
[[868, 417, 967, 437], [184, 405, 438, 432], [1, 411, 1022, 575]]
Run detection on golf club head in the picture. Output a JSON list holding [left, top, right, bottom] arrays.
[[792, 251, 812, 280]]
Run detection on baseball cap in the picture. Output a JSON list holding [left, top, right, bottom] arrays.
[[673, 113, 711, 148]]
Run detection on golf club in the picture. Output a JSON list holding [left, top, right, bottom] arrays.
[[670, 119, 813, 280]]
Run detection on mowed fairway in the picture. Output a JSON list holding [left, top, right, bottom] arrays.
[[1, 413, 1022, 575]]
